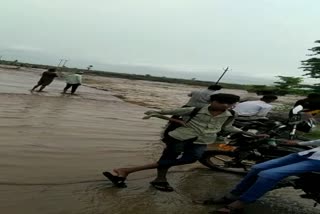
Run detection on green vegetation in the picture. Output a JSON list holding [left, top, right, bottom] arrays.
[[245, 39, 320, 96], [301, 40, 320, 79], [301, 40, 320, 92], [274, 76, 303, 90], [246, 75, 315, 96]]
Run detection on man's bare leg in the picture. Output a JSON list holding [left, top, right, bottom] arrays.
[[113, 162, 159, 178]]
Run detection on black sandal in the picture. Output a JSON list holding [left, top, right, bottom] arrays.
[[103, 171, 127, 188], [150, 181, 174, 192]]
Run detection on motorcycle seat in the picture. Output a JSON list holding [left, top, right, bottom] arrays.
[[236, 116, 269, 122]]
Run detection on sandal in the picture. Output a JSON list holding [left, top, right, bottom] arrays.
[[102, 171, 127, 188], [150, 181, 174, 192]]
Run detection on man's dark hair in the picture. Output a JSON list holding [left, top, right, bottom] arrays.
[[48, 68, 56, 72], [208, 85, 222, 91], [210, 93, 240, 104], [261, 95, 278, 102], [307, 93, 320, 99]]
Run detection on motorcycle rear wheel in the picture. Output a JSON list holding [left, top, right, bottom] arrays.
[[199, 150, 256, 174]]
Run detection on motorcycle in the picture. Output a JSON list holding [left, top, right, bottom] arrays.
[[198, 106, 314, 172], [199, 133, 311, 173], [202, 105, 313, 171], [230, 105, 315, 140], [198, 105, 319, 206]]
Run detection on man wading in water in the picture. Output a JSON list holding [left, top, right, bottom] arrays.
[[103, 94, 266, 192], [30, 68, 58, 92]]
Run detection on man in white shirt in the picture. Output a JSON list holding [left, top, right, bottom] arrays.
[[62, 71, 83, 95], [233, 95, 278, 118], [184, 85, 222, 108], [208, 139, 320, 213]]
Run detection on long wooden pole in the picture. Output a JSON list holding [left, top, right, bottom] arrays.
[[215, 67, 229, 85]]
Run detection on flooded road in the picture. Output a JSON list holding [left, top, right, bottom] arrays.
[[0, 68, 319, 214]]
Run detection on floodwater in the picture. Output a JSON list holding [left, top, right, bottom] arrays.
[[0, 67, 319, 214]]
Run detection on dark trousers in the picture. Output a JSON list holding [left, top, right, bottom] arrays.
[[64, 83, 80, 94], [158, 136, 207, 168]]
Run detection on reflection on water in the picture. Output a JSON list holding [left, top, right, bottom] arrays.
[[0, 69, 319, 214]]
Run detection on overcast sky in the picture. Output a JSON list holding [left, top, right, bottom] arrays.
[[1, 0, 319, 84]]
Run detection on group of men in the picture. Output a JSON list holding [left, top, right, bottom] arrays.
[[30, 68, 83, 95], [186, 84, 278, 118], [103, 84, 320, 213]]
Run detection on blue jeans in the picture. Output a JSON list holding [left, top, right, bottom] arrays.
[[230, 153, 320, 203], [158, 136, 207, 168]]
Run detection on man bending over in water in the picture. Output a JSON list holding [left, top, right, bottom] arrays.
[[31, 68, 58, 92]]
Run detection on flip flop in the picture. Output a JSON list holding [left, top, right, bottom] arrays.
[[150, 181, 174, 192], [102, 171, 127, 188]]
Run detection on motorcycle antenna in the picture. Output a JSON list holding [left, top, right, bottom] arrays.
[[215, 67, 229, 85]]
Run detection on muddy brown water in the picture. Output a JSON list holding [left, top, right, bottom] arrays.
[[0, 68, 319, 214]]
